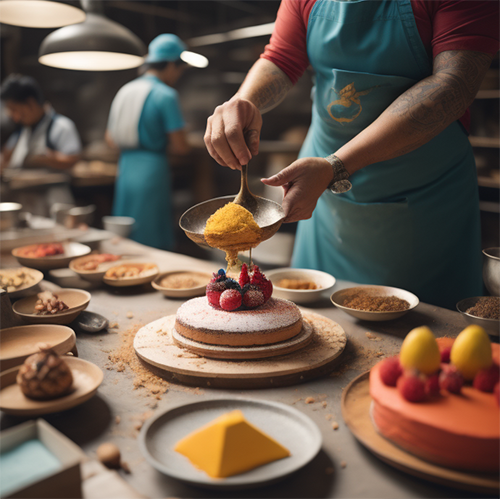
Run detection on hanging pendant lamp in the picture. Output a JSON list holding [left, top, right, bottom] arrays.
[[38, 2, 146, 71], [0, 0, 85, 28]]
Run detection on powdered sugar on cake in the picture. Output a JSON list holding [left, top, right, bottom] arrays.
[[176, 297, 301, 333]]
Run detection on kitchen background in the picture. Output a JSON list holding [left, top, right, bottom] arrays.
[[1, 0, 498, 261]]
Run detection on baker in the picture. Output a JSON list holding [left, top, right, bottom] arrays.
[[0, 75, 81, 215], [204, 0, 499, 309], [107, 34, 203, 250]]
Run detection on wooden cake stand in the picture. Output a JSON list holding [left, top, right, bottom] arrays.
[[341, 372, 500, 494], [134, 312, 346, 389]]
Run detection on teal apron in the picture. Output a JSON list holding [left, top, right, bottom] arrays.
[[291, 0, 482, 309], [111, 76, 174, 250], [113, 150, 173, 250]]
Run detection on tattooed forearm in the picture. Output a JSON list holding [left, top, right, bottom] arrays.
[[334, 50, 494, 175], [238, 59, 293, 114], [389, 51, 493, 135]]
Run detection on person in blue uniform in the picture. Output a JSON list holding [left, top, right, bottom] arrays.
[[106, 34, 194, 250], [203, 0, 499, 309]]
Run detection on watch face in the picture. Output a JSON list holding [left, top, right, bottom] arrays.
[[330, 180, 352, 193]]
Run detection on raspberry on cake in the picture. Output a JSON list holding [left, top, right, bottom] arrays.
[[205, 266, 273, 312]]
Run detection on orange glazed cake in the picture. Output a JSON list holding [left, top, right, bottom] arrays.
[[369, 329, 500, 472]]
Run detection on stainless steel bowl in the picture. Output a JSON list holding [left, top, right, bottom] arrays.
[[456, 296, 499, 337], [483, 248, 500, 296], [0, 202, 22, 231]]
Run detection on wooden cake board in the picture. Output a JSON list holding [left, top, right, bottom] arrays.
[[134, 312, 346, 389], [341, 372, 500, 495], [172, 321, 314, 360]]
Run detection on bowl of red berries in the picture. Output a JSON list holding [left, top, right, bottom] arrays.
[[206, 264, 273, 312]]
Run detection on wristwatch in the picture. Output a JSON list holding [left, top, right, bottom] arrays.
[[325, 154, 352, 194]]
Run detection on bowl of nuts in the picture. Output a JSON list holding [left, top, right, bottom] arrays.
[[103, 262, 159, 287], [12, 289, 91, 325]]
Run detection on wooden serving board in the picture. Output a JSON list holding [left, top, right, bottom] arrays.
[[341, 372, 500, 495], [134, 312, 346, 389]]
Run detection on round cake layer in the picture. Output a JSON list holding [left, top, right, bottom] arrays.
[[174, 297, 302, 347], [369, 345, 500, 472]]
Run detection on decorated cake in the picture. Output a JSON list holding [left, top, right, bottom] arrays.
[[369, 325, 500, 472], [173, 264, 304, 348]]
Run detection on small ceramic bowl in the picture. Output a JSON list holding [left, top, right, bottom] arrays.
[[12, 242, 91, 270], [69, 254, 122, 283], [456, 296, 499, 337], [152, 270, 212, 298], [265, 268, 336, 304], [483, 248, 500, 297], [103, 262, 159, 287], [0, 267, 44, 298], [102, 216, 135, 238], [331, 285, 419, 322], [12, 289, 91, 325]]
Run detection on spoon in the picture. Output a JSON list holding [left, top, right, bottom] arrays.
[[76, 311, 109, 333], [179, 164, 285, 248]]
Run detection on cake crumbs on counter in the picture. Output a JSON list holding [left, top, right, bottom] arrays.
[[126, 312, 134, 319], [340, 461, 347, 468], [107, 324, 170, 399], [331, 422, 339, 430], [365, 332, 381, 341], [109, 322, 119, 329], [115, 416, 121, 424], [305, 396, 316, 404], [329, 336, 388, 377], [322, 401, 327, 408], [325, 414, 334, 421]]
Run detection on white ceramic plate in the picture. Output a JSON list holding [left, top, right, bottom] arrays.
[[265, 268, 336, 304], [12, 242, 91, 270], [152, 270, 212, 298], [331, 285, 419, 321], [0, 267, 44, 298], [139, 398, 322, 490]]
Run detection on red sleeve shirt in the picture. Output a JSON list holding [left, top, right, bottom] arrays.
[[261, 0, 500, 131]]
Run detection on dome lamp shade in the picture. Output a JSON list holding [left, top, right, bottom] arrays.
[[38, 13, 146, 71], [0, 0, 85, 28]]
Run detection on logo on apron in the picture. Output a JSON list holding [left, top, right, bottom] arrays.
[[326, 83, 378, 125]]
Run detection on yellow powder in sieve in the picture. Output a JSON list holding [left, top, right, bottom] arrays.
[[204, 203, 263, 267]]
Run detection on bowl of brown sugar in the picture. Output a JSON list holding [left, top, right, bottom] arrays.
[[330, 285, 419, 321], [456, 296, 499, 337], [152, 271, 213, 298]]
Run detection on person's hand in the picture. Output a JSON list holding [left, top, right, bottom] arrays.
[[204, 96, 262, 170], [261, 157, 333, 223]]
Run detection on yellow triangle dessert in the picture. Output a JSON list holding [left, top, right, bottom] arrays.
[[174, 410, 290, 478]]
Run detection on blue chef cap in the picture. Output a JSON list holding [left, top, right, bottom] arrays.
[[145, 34, 187, 63]]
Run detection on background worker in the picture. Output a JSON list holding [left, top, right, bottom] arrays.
[[106, 34, 192, 250], [1, 74, 81, 215], [204, 0, 499, 309]]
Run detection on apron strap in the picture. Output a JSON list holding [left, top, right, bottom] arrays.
[[108, 78, 155, 149]]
